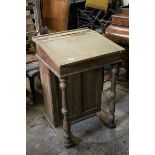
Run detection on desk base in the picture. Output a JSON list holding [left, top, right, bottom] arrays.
[[97, 64, 119, 129], [96, 111, 116, 128], [44, 113, 75, 148]]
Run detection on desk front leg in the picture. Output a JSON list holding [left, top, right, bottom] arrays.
[[59, 78, 73, 148]]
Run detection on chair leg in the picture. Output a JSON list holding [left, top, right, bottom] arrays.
[[29, 76, 35, 104]]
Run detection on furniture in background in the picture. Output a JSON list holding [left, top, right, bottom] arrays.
[[76, 0, 125, 33], [26, 1, 41, 104], [41, 0, 124, 32], [68, 0, 86, 30], [26, 0, 50, 104], [105, 7, 129, 45], [96, 0, 123, 33], [41, 0, 86, 32], [33, 28, 125, 147], [77, 0, 109, 29], [105, 7, 129, 79]]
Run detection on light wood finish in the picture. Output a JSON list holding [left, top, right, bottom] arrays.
[[34, 28, 125, 147], [33, 28, 124, 77], [39, 60, 55, 124]]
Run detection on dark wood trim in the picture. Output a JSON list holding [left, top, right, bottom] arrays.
[[60, 52, 123, 77]]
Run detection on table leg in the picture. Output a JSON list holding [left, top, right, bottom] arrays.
[[59, 78, 73, 148], [96, 64, 118, 128], [29, 76, 35, 104], [108, 64, 118, 128]]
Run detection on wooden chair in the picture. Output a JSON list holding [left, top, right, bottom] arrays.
[[26, 0, 50, 104], [77, 0, 110, 30], [77, 0, 122, 33], [97, 0, 123, 33]]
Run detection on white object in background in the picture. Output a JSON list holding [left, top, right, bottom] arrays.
[[123, 0, 129, 6]]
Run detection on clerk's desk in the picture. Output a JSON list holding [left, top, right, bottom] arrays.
[[33, 28, 125, 147]]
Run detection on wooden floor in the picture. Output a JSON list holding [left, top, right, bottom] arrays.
[[26, 80, 129, 155]]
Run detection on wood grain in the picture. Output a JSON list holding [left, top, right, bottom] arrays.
[[36, 29, 124, 133], [33, 29, 124, 77], [42, 0, 70, 32], [46, 68, 103, 127], [33, 29, 124, 67], [39, 60, 55, 125]]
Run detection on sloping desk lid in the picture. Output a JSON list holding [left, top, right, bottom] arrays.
[[33, 28, 124, 68]]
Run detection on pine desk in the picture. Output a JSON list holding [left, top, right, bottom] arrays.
[[33, 28, 125, 147]]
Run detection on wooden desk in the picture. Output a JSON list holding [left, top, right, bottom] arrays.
[[33, 28, 124, 147]]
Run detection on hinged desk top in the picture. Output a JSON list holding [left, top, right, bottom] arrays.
[[33, 28, 125, 77]]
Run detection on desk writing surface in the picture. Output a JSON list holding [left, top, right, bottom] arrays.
[[33, 29, 124, 68]]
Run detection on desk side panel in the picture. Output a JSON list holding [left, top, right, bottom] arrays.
[[81, 69, 103, 113], [36, 45, 60, 77], [39, 60, 55, 125], [49, 68, 103, 127]]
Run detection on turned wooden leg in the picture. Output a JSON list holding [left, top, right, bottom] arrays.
[[59, 78, 73, 148], [108, 64, 119, 128]]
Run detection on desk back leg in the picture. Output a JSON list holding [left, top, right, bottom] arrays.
[[108, 63, 119, 128]]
